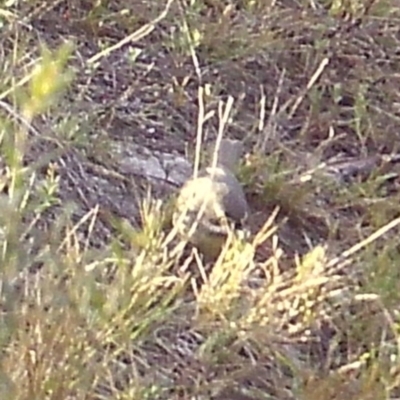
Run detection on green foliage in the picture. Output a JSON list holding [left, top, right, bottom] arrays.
[[26, 43, 74, 118], [0, 0, 400, 399]]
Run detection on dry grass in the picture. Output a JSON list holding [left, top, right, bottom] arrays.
[[1, 0, 400, 399]]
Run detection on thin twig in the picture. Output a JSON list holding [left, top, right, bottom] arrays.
[[288, 57, 329, 119], [212, 96, 234, 169], [260, 69, 285, 152], [194, 86, 206, 178], [87, 0, 175, 65], [327, 216, 400, 269]]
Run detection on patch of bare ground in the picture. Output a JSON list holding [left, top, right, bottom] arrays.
[[1, 0, 400, 399]]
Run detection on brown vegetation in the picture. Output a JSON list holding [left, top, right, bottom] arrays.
[[1, 0, 400, 399]]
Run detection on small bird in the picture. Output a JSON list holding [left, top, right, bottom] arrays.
[[173, 139, 249, 260]]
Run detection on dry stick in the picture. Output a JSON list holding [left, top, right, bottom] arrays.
[[87, 0, 175, 65], [182, 0, 210, 179], [166, 96, 235, 257], [0, 100, 34, 132], [260, 68, 286, 152], [207, 97, 237, 264], [262, 59, 328, 128], [58, 206, 100, 252], [177, 0, 202, 83], [0, 73, 34, 101], [288, 57, 329, 119], [85, 203, 101, 254], [194, 87, 216, 178], [327, 216, 400, 270], [252, 206, 280, 247], [164, 87, 208, 253], [4, 99, 34, 219], [211, 96, 234, 169], [258, 84, 266, 144], [21, 0, 64, 24], [2, 1, 173, 102], [187, 96, 235, 247], [193, 86, 206, 179]]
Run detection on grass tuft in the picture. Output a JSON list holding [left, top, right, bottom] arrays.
[[1, 0, 400, 399]]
